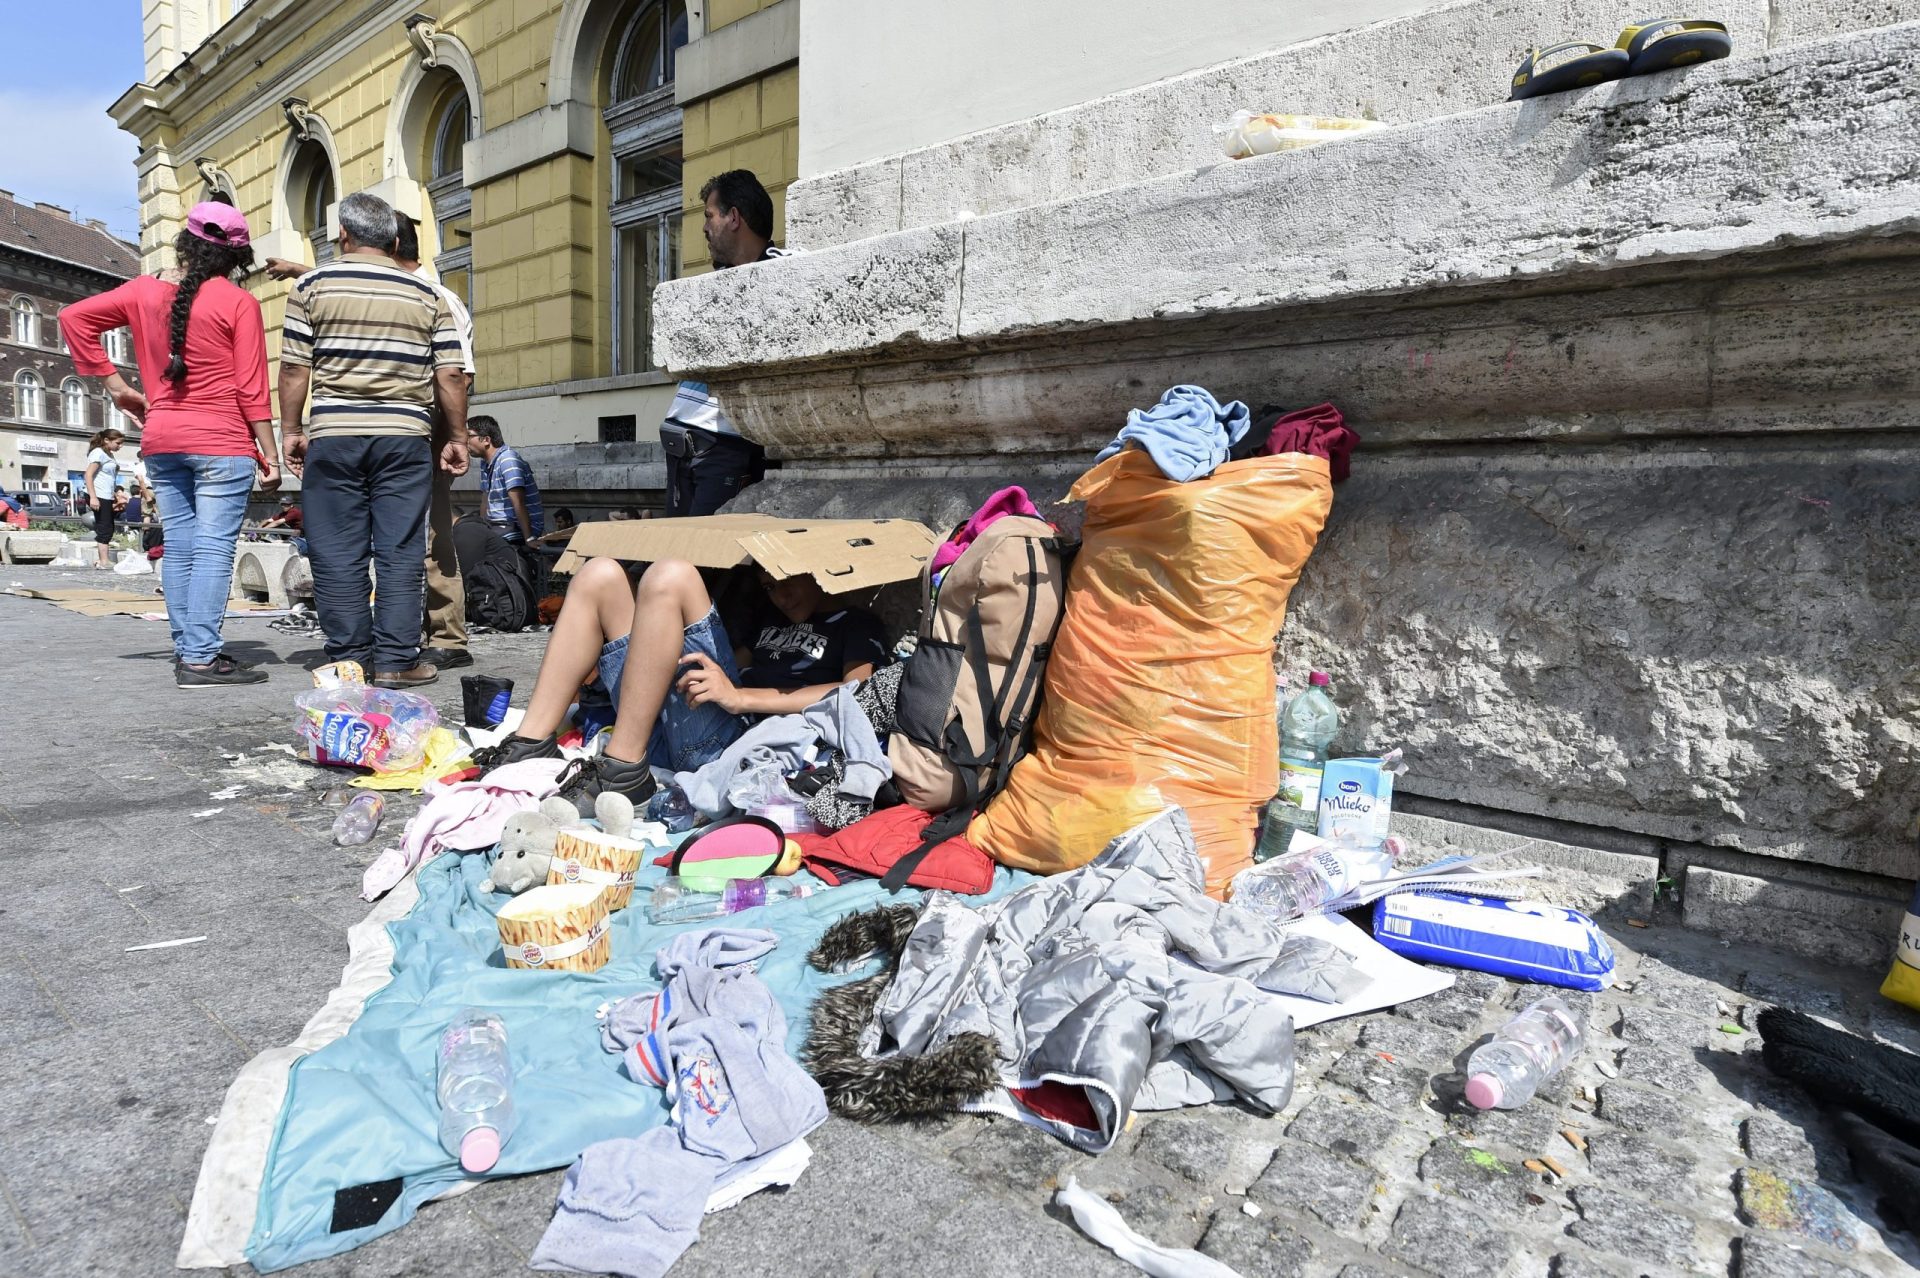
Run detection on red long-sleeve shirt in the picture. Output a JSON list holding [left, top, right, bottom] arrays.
[[60, 275, 271, 456]]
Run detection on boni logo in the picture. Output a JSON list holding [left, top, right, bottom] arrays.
[[1339, 780, 1362, 794], [520, 943, 546, 967]]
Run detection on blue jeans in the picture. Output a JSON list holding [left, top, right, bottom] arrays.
[[302, 435, 432, 672], [597, 606, 749, 772], [144, 453, 255, 664]]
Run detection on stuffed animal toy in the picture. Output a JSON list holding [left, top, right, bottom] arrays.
[[482, 796, 577, 893], [483, 792, 650, 893]]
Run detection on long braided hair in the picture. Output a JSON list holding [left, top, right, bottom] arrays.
[[163, 229, 252, 384]]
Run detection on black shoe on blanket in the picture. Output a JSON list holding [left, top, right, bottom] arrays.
[[554, 753, 656, 818]]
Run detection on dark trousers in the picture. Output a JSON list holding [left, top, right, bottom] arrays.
[[303, 435, 432, 672], [662, 424, 763, 517]]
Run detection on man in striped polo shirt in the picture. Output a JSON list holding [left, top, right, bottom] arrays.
[[278, 192, 470, 688]]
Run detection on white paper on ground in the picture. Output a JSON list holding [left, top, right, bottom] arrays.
[[1056, 1177, 1245, 1278], [1268, 913, 1456, 1030], [705, 1137, 812, 1213], [460, 707, 528, 750]]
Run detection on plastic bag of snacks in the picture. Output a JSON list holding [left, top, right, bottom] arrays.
[[1880, 880, 1920, 1010], [295, 686, 439, 772], [1211, 110, 1386, 160]]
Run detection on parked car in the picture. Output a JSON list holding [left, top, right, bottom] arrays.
[[10, 492, 70, 518]]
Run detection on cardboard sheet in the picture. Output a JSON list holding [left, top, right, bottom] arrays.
[[3, 586, 281, 618], [552, 515, 936, 592], [1268, 912, 1457, 1030]]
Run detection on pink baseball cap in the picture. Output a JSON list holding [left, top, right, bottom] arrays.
[[186, 201, 251, 248]]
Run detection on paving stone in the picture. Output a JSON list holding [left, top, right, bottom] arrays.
[[1196, 1207, 1316, 1278], [1327, 1046, 1433, 1109], [1446, 1099, 1565, 1160], [1248, 1139, 1379, 1229], [1565, 1185, 1695, 1267], [1616, 1005, 1711, 1049], [1741, 972, 1845, 1017], [1616, 1044, 1714, 1088], [1734, 1168, 1871, 1253], [1393, 971, 1510, 1029], [1635, 958, 1728, 1018], [1358, 1015, 1465, 1066], [1384, 1195, 1521, 1275], [1417, 1136, 1554, 1220], [1335, 1268, 1404, 1278], [1595, 1082, 1691, 1135], [1583, 1133, 1698, 1202], [951, 1113, 1092, 1194], [1132, 1115, 1235, 1187], [1074, 1177, 1212, 1251], [1736, 1233, 1874, 1278], [1550, 1250, 1638, 1278], [1285, 1096, 1403, 1161], [1742, 1117, 1832, 1181]]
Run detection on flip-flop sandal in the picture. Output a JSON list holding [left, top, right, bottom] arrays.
[[1510, 41, 1632, 100], [1617, 18, 1733, 74]]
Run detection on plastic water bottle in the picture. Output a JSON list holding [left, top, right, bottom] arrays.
[[645, 785, 699, 833], [437, 1009, 517, 1172], [331, 793, 385, 846], [1466, 996, 1587, 1110], [1271, 672, 1340, 842], [1232, 834, 1405, 921], [1252, 676, 1292, 862], [647, 877, 813, 924]]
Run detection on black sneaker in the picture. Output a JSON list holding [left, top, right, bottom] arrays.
[[176, 655, 269, 688], [554, 753, 657, 818], [420, 647, 474, 670], [471, 733, 562, 771]]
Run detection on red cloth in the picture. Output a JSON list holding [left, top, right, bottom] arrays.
[[1260, 402, 1359, 483], [59, 275, 271, 456], [796, 805, 995, 894], [929, 485, 1043, 576]]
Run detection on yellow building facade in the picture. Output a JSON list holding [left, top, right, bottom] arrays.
[[112, 0, 799, 464]]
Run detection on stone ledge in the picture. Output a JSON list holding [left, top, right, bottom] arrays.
[[657, 23, 1920, 377], [786, 0, 1917, 251], [1682, 867, 1904, 969]]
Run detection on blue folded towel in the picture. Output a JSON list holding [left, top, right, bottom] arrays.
[[1094, 384, 1251, 482]]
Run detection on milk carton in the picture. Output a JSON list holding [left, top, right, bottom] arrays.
[[1317, 756, 1395, 849]]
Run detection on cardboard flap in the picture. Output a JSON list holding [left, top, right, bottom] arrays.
[[551, 515, 935, 592]]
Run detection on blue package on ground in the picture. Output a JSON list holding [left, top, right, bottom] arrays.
[[1372, 891, 1616, 991]]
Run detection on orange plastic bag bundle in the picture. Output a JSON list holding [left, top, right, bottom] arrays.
[[968, 449, 1333, 897]]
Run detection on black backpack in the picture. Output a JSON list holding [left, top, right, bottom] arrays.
[[465, 554, 535, 632]]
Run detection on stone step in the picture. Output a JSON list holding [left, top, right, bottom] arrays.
[[787, 0, 1920, 251]]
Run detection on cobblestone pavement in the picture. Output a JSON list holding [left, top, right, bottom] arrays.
[[2, 561, 1916, 1278]]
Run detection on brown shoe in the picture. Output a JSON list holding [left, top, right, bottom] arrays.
[[372, 663, 440, 688]]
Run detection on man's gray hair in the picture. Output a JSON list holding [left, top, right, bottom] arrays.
[[336, 192, 398, 250]]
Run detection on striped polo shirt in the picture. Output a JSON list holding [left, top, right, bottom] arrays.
[[280, 257, 466, 438]]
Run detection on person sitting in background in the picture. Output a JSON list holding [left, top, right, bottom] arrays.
[[469, 416, 545, 545], [472, 558, 886, 814], [551, 507, 576, 532], [259, 495, 302, 532]]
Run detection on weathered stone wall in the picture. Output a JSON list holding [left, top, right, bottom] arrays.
[[661, 25, 1920, 892]]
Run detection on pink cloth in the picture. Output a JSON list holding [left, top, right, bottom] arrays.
[[1260, 402, 1359, 483], [930, 486, 1043, 575], [359, 758, 570, 901]]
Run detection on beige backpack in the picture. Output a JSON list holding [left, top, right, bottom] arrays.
[[881, 515, 1067, 887]]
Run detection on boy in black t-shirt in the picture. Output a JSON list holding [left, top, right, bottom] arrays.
[[473, 556, 885, 813]]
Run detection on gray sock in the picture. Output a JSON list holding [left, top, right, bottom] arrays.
[[529, 1129, 715, 1278]]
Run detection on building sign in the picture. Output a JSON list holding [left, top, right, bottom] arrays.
[[18, 438, 58, 456]]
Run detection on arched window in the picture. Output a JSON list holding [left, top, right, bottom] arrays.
[[15, 371, 42, 420], [12, 297, 39, 346], [104, 328, 130, 365], [605, 0, 688, 373], [288, 140, 336, 265], [107, 402, 128, 433], [62, 378, 84, 427], [425, 86, 473, 305]]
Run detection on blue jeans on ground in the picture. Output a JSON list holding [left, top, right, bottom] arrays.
[[597, 606, 749, 772], [302, 435, 432, 672], [143, 453, 256, 665]]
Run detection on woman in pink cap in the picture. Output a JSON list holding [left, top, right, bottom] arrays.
[[60, 201, 280, 688]]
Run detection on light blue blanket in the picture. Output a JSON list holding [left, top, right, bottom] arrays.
[[246, 851, 1030, 1271]]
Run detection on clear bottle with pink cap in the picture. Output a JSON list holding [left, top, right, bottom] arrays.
[[1464, 995, 1586, 1110], [438, 1009, 517, 1173]]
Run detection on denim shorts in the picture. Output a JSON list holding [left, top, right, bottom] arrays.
[[597, 605, 749, 773]]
